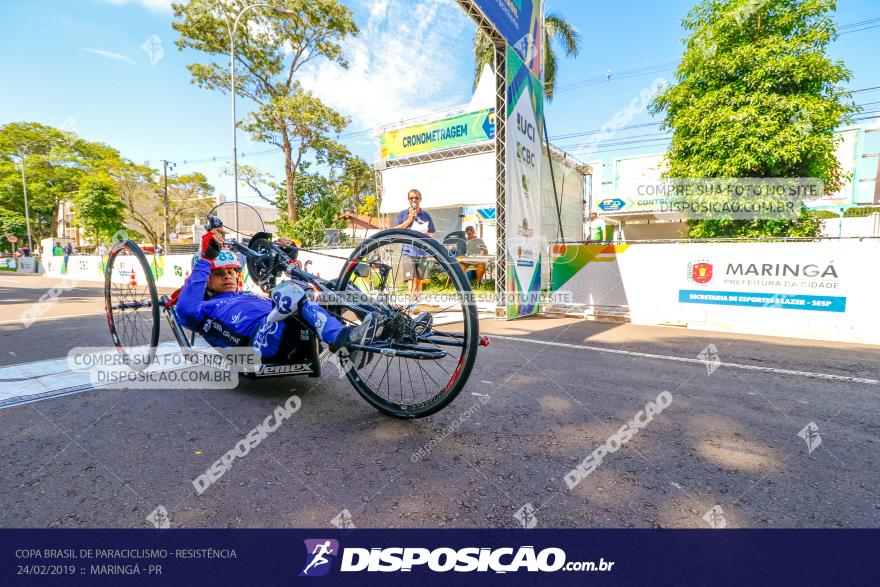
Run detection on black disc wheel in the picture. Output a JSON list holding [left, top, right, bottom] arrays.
[[104, 240, 160, 370], [335, 229, 479, 418]]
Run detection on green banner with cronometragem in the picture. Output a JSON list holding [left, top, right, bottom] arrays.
[[380, 108, 496, 160]]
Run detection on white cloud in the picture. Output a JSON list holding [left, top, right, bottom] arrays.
[[81, 47, 137, 64], [298, 0, 475, 131], [99, 0, 173, 13]]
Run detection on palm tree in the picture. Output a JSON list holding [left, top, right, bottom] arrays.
[[473, 12, 581, 102]]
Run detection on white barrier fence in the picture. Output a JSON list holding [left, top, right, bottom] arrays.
[[41, 248, 355, 290], [549, 239, 880, 345]]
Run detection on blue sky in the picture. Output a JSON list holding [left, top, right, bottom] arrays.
[[1, 0, 877, 205]]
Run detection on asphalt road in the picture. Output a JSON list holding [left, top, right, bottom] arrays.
[[1, 272, 878, 529]]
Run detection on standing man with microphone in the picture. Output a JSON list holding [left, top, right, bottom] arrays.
[[393, 188, 435, 300]]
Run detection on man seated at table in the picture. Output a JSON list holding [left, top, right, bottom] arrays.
[[460, 226, 488, 282]]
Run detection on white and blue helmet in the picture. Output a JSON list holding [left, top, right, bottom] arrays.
[[191, 250, 242, 271]]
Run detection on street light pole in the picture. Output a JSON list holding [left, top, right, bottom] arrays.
[[223, 3, 296, 236], [19, 149, 33, 252], [229, 23, 240, 236], [161, 160, 176, 252]]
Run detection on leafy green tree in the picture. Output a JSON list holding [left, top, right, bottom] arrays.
[[333, 155, 374, 213], [650, 0, 858, 238], [168, 171, 216, 239], [686, 208, 823, 238], [234, 164, 278, 206], [0, 122, 76, 243], [106, 159, 162, 246], [73, 177, 127, 243], [473, 12, 581, 101], [240, 152, 371, 247], [172, 0, 358, 223], [240, 91, 349, 221], [107, 158, 215, 247], [0, 122, 216, 247], [358, 194, 379, 218], [0, 209, 27, 250], [0, 122, 130, 243], [274, 170, 346, 246]]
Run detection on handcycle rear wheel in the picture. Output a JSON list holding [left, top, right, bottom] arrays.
[[104, 240, 160, 370], [335, 229, 479, 418]]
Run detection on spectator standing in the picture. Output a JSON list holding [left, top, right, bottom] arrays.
[[63, 242, 73, 273], [392, 189, 435, 300]]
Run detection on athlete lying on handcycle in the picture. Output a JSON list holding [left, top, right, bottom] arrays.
[[176, 228, 378, 365]]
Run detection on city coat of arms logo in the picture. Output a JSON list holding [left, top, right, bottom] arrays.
[[688, 261, 713, 284]]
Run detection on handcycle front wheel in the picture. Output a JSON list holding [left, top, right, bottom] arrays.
[[104, 240, 160, 370], [335, 229, 480, 419]]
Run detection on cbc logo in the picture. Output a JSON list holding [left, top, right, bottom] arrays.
[[516, 142, 536, 167]]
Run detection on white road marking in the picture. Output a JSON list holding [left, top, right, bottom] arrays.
[[0, 312, 106, 326], [0, 342, 199, 409], [4, 329, 873, 411], [492, 335, 880, 386]]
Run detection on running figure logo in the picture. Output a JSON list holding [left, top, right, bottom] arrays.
[[300, 539, 339, 577]]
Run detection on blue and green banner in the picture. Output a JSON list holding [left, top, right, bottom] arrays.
[[470, 0, 543, 79], [505, 46, 544, 318], [380, 109, 495, 160]]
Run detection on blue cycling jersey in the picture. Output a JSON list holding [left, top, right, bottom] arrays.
[[176, 259, 272, 347], [176, 258, 346, 359]]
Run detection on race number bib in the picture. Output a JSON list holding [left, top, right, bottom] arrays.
[[267, 281, 305, 323]]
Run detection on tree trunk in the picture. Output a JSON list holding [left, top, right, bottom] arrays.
[[282, 133, 298, 223], [52, 201, 61, 240]]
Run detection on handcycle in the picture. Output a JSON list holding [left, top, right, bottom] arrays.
[[103, 211, 485, 418]]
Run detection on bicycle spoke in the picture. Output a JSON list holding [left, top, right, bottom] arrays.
[[404, 357, 416, 405], [398, 357, 404, 405], [337, 233, 475, 415], [431, 359, 452, 375], [365, 352, 383, 381], [374, 355, 392, 393]]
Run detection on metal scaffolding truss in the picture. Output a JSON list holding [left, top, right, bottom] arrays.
[[371, 1, 510, 317], [455, 1, 506, 44], [381, 142, 495, 169], [493, 44, 508, 318], [456, 0, 509, 318]]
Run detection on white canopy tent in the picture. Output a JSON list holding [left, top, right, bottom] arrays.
[[379, 152, 496, 215]]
